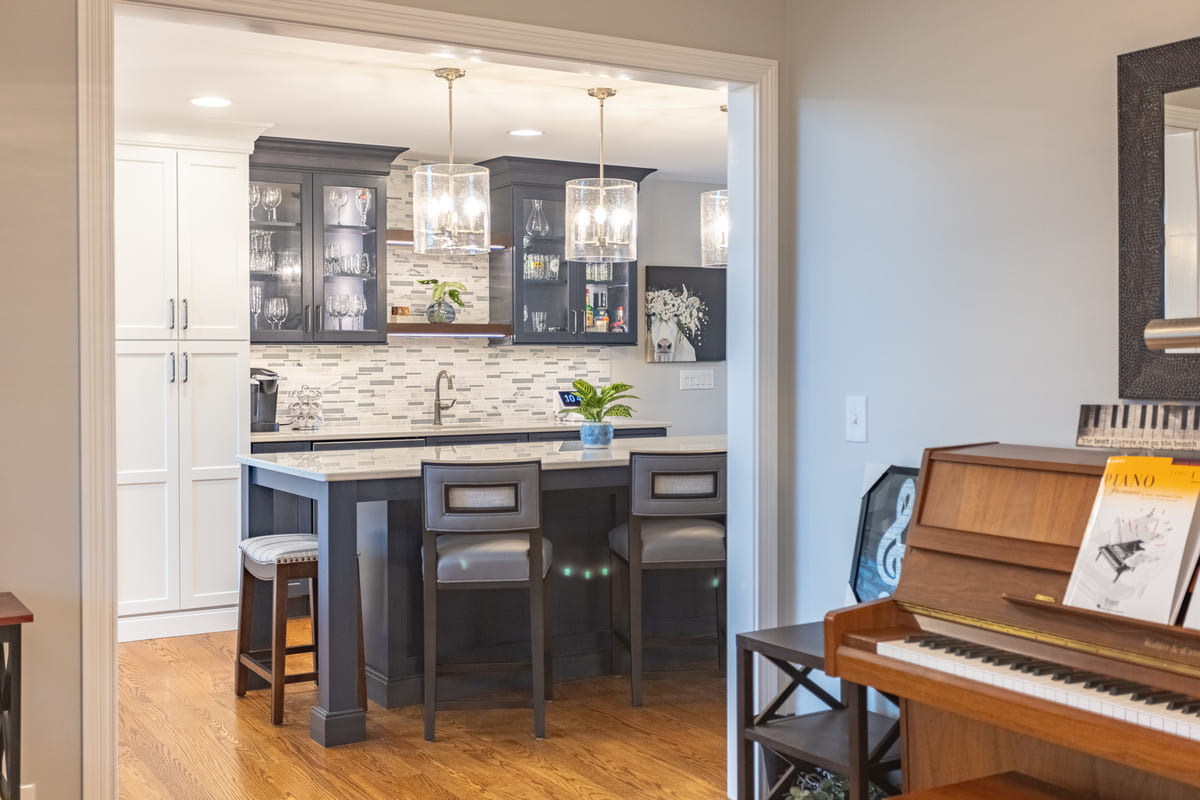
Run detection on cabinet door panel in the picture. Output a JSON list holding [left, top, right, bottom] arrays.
[[116, 341, 180, 615], [178, 150, 249, 340], [178, 341, 248, 609], [115, 146, 177, 340]]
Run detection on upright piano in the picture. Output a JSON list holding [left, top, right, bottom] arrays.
[[825, 443, 1200, 799]]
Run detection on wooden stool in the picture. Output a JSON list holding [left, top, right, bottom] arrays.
[[421, 460, 553, 741], [609, 451, 727, 706], [233, 533, 366, 725]]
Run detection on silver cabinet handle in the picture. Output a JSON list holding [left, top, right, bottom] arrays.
[[182, 298, 189, 330], [169, 299, 175, 330], [304, 305, 311, 333], [169, 352, 176, 383], [316, 305, 322, 333], [182, 352, 189, 383], [571, 309, 578, 334]]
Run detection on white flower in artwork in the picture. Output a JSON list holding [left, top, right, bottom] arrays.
[[645, 285, 709, 363]]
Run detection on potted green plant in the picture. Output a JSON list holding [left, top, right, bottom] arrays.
[[417, 278, 467, 323], [557, 378, 638, 448]]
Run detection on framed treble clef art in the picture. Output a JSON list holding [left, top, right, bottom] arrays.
[[849, 465, 920, 603]]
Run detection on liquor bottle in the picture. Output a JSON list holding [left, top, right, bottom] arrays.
[[585, 286, 594, 328], [612, 305, 626, 332]]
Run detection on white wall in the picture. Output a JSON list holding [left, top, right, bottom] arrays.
[[786, 0, 1200, 629], [612, 176, 729, 434], [0, 1, 83, 798]]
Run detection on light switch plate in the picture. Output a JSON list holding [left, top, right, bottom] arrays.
[[680, 369, 715, 390], [846, 395, 867, 442]]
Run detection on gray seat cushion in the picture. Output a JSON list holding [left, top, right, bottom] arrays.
[[608, 518, 726, 563], [240, 533, 319, 565], [424, 534, 554, 583]]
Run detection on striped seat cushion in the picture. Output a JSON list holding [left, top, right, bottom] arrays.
[[240, 534, 319, 565]]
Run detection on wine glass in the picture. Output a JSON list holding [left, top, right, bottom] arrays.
[[352, 295, 368, 329], [355, 189, 371, 227], [250, 284, 263, 330], [329, 189, 349, 225], [261, 185, 282, 222], [248, 184, 260, 222], [265, 297, 288, 330]]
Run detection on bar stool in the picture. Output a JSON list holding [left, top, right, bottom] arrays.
[[421, 460, 552, 741], [608, 451, 727, 706], [233, 533, 366, 725]]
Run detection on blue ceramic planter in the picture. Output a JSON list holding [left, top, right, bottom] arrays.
[[580, 420, 614, 449]]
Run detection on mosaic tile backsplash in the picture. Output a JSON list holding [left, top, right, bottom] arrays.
[[252, 156, 612, 427]]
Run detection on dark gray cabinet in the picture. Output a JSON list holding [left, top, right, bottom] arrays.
[[478, 157, 655, 346], [249, 138, 407, 344]]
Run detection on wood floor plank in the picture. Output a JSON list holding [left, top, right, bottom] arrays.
[[119, 625, 728, 799]]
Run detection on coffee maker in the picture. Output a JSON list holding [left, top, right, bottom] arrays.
[[250, 368, 281, 432]]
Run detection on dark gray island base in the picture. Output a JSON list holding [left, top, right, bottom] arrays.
[[239, 435, 727, 746]]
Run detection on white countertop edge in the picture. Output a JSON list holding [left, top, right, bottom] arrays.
[[237, 434, 727, 482], [250, 417, 673, 444]]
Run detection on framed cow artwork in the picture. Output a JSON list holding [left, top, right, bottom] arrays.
[[644, 265, 727, 363]]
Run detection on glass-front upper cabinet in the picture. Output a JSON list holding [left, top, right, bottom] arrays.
[[482, 157, 655, 346], [248, 138, 407, 345]]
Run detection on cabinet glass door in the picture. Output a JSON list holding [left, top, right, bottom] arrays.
[[578, 261, 636, 344], [249, 175, 308, 341], [515, 192, 574, 342], [313, 175, 385, 342]]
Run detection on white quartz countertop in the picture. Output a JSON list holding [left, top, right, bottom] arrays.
[[238, 434, 726, 482], [250, 417, 672, 444]]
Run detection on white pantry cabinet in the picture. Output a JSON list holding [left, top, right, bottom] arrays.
[[115, 144, 249, 341], [115, 340, 249, 620]]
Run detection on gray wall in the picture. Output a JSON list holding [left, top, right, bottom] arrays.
[[0, 0, 83, 798], [785, 0, 1200, 628], [612, 176, 729, 435]]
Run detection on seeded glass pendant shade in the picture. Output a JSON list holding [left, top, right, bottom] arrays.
[[700, 189, 729, 267], [565, 88, 637, 263], [413, 68, 490, 255]]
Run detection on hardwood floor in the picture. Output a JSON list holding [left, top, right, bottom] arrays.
[[119, 624, 728, 799]]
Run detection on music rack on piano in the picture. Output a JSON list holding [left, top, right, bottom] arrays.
[[1076, 402, 1200, 450], [824, 443, 1200, 799]]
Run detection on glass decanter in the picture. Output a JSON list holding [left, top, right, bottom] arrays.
[[524, 199, 551, 237]]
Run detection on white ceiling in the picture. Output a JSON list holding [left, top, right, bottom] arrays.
[[114, 15, 729, 183]]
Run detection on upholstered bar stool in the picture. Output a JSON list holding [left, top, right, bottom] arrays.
[[234, 533, 366, 725], [609, 451, 727, 706], [421, 460, 553, 741]]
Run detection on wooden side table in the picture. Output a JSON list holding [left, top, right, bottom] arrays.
[[737, 621, 901, 800], [0, 593, 32, 800]]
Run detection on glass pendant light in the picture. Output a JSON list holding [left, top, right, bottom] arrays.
[[565, 88, 637, 262], [700, 189, 729, 267], [413, 68, 490, 255], [700, 105, 729, 267]]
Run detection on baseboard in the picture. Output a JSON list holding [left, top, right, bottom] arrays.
[[118, 606, 238, 642]]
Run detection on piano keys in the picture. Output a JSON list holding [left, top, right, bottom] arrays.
[[1076, 402, 1200, 450], [824, 443, 1200, 800]]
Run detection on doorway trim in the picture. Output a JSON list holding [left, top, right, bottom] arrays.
[[79, 2, 778, 797]]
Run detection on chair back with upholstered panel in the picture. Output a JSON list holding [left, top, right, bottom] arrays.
[[630, 451, 727, 519], [422, 460, 542, 534]]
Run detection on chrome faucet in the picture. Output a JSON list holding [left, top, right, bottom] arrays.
[[434, 370, 456, 426]]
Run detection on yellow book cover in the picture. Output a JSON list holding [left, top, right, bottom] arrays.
[[1064, 456, 1200, 624]]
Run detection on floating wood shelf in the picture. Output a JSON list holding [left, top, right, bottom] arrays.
[[386, 322, 513, 337], [386, 228, 512, 249]]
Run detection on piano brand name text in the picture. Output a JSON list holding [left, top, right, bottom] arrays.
[[1144, 638, 1200, 659]]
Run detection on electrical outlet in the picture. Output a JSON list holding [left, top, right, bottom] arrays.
[[845, 395, 867, 443], [679, 369, 715, 390]]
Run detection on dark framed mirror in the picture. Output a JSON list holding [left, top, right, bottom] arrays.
[[1119, 36, 1200, 400]]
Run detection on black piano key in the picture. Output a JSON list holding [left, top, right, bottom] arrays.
[[1093, 404, 1102, 428], [1152, 404, 1160, 429], [1030, 662, 1066, 676], [1061, 671, 1105, 685], [1123, 404, 1131, 428], [1183, 407, 1190, 431], [1167, 696, 1200, 711], [1146, 692, 1190, 706], [1107, 681, 1149, 697], [1140, 405, 1148, 429], [1111, 404, 1119, 429], [1016, 659, 1054, 674], [1176, 699, 1200, 714], [989, 653, 1030, 666], [1083, 675, 1120, 689], [1006, 657, 1038, 670], [904, 633, 937, 645], [1131, 688, 1178, 702], [966, 647, 1008, 661]]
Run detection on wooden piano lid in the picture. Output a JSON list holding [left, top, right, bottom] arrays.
[[892, 442, 1200, 678], [893, 771, 1089, 800]]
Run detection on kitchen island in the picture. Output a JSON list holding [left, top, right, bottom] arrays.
[[238, 434, 727, 746]]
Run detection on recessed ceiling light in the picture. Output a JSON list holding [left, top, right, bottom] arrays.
[[508, 129, 543, 137], [189, 96, 231, 108]]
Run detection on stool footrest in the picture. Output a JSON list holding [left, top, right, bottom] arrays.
[[239, 654, 318, 686]]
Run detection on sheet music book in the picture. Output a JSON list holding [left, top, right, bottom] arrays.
[[1064, 456, 1200, 625]]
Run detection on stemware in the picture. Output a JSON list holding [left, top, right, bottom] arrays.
[[355, 189, 371, 227], [352, 295, 368, 329], [250, 284, 263, 330], [261, 185, 282, 222], [265, 297, 288, 329], [248, 184, 260, 222], [330, 189, 349, 225]]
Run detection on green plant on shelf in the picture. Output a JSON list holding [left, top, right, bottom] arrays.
[[786, 772, 887, 800], [416, 278, 467, 308], [557, 379, 638, 423]]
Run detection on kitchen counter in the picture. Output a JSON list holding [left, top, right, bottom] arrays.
[[238, 433, 725, 482], [249, 417, 673, 444]]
